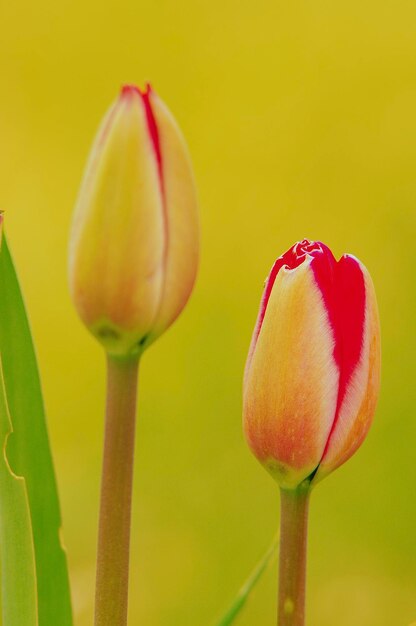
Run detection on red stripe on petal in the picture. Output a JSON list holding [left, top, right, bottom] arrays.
[[333, 255, 366, 409], [139, 84, 163, 184], [244, 256, 286, 379], [309, 244, 338, 357], [311, 254, 366, 459], [120, 84, 163, 180], [121, 84, 164, 194], [254, 259, 285, 340]]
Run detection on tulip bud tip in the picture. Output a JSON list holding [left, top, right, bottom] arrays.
[[120, 84, 139, 100], [120, 83, 153, 98]]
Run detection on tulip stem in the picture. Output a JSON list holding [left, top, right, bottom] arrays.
[[94, 354, 140, 626], [277, 483, 311, 626]]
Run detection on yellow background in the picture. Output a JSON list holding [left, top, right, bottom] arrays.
[[1, 1, 416, 624]]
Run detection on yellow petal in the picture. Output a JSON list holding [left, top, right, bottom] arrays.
[[147, 90, 199, 339], [243, 259, 339, 489]]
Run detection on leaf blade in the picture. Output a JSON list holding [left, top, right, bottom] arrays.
[[0, 360, 38, 626], [0, 234, 73, 626]]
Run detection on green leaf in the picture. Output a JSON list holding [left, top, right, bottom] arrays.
[[212, 535, 278, 626], [0, 233, 73, 626], [0, 360, 38, 626]]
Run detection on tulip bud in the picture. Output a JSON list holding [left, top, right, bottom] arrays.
[[243, 239, 381, 490], [69, 84, 199, 356]]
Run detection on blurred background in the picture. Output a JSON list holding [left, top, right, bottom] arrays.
[[1, 0, 416, 624]]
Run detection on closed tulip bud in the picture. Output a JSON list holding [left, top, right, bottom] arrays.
[[69, 84, 199, 356], [243, 239, 381, 490]]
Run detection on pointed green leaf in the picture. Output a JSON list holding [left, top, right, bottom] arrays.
[[212, 535, 278, 626], [0, 233, 73, 626]]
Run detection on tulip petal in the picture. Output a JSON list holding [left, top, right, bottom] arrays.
[[315, 260, 380, 481], [245, 240, 336, 382], [244, 256, 288, 384], [147, 90, 199, 338], [314, 253, 366, 415], [243, 259, 339, 489]]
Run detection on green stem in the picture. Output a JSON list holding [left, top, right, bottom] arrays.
[[94, 354, 139, 626], [278, 483, 311, 626], [213, 534, 279, 626]]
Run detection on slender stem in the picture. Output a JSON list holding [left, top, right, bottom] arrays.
[[277, 483, 311, 626], [214, 534, 279, 626], [94, 354, 139, 626]]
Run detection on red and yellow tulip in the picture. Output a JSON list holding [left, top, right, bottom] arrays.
[[69, 84, 199, 356], [243, 239, 381, 489]]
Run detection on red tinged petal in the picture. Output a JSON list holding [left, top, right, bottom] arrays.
[[245, 240, 334, 379], [334, 255, 366, 393], [313, 254, 366, 400], [243, 257, 339, 488], [138, 85, 163, 179], [310, 253, 366, 463], [244, 256, 286, 382], [315, 263, 380, 480], [322, 256, 366, 453], [141, 88, 199, 340], [121, 84, 163, 187]]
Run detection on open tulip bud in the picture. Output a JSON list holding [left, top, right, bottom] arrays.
[[243, 239, 380, 490], [69, 84, 199, 356]]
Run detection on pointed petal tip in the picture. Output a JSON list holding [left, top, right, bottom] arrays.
[[120, 84, 141, 99], [120, 83, 154, 99]]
